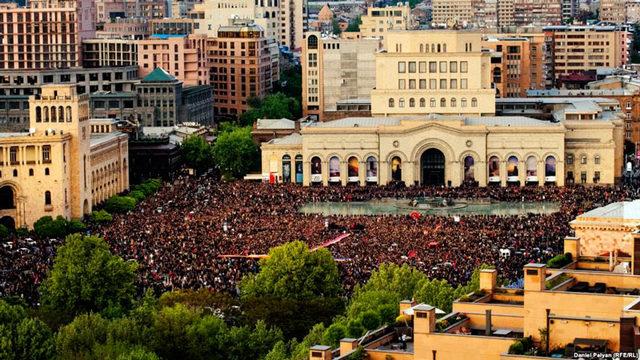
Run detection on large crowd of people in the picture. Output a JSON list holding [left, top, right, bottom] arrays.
[[1, 176, 636, 304]]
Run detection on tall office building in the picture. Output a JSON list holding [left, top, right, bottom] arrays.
[[0, 0, 96, 70], [137, 34, 209, 86]]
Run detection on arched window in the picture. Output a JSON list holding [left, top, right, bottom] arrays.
[[450, 98, 457, 107], [437, 44, 441, 52], [488, 156, 500, 182], [507, 156, 519, 181], [308, 35, 318, 49], [461, 98, 467, 107], [430, 98, 436, 107], [463, 155, 475, 182], [399, 98, 405, 108], [443, 43, 447, 52], [471, 98, 478, 107], [594, 155, 601, 165], [420, 44, 424, 52], [431, 44, 435, 53], [35, 106, 42, 122], [545, 156, 556, 181], [425, 44, 430, 53], [440, 98, 446, 107], [65, 106, 72, 122], [44, 106, 49, 122], [328, 156, 340, 182], [391, 156, 402, 181], [44, 191, 51, 206], [282, 155, 291, 183], [50, 106, 56, 123], [310, 156, 322, 182], [366, 156, 378, 182], [12, 169, 17, 177], [409, 98, 415, 107], [58, 106, 64, 122], [45, 168, 50, 176], [389, 98, 395, 108], [526, 156, 537, 182], [347, 156, 359, 182], [29, 168, 34, 176], [294, 154, 303, 184], [419, 98, 426, 107]]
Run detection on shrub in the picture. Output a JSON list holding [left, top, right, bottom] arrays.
[[0, 224, 9, 239], [104, 196, 137, 214], [90, 210, 113, 224], [322, 323, 347, 347], [15, 226, 30, 237], [128, 190, 146, 202], [358, 310, 381, 331], [33, 216, 68, 239], [547, 253, 573, 268]]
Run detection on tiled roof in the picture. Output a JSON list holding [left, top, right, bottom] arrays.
[[142, 67, 177, 83]]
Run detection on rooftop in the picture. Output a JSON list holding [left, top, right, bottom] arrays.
[[142, 67, 178, 83], [575, 200, 640, 221]]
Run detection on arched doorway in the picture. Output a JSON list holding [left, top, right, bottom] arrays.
[[0, 216, 15, 230], [421, 149, 445, 186], [0, 186, 15, 210]]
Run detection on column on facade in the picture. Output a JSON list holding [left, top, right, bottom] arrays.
[[322, 159, 328, 186], [359, 158, 366, 186], [500, 158, 507, 187]]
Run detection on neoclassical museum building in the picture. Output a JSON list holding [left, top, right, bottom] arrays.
[[260, 98, 625, 187]]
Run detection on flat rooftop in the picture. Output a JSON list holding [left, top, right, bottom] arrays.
[[576, 200, 640, 221]]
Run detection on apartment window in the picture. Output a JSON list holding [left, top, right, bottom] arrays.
[[409, 98, 415, 107], [409, 79, 416, 89], [451, 98, 457, 107], [461, 98, 467, 107], [44, 168, 50, 176], [594, 171, 600, 183], [429, 79, 437, 89], [440, 79, 447, 89], [45, 191, 51, 206], [567, 153, 574, 165], [471, 98, 477, 107], [594, 155, 600, 165], [29, 169, 33, 176], [461, 79, 468, 89], [580, 171, 587, 184], [440, 98, 446, 107], [42, 145, 51, 162], [460, 61, 468, 73], [419, 79, 426, 89], [419, 61, 426, 73], [420, 98, 426, 107], [580, 155, 587, 165], [9, 147, 17, 164], [626, 101, 632, 109], [388, 98, 395, 107], [399, 98, 405, 108], [398, 79, 406, 89], [449, 61, 458, 73], [398, 62, 406, 73], [430, 98, 436, 107], [429, 61, 437, 73], [439, 61, 447, 73], [450, 79, 457, 89], [408, 62, 416, 73]]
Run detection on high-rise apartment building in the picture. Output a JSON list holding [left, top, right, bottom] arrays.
[[600, 0, 640, 23], [545, 25, 631, 83], [206, 19, 279, 117], [512, 0, 562, 26], [483, 33, 546, 97], [137, 34, 209, 86], [370, 31, 495, 116], [431, 0, 474, 26], [82, 39, 139, 68], [302, 33, 380, 121], [359, 3, 416, 39], [190, 0, 306, 49], [0, 0, 96, 70], [95, 0, 165, 23]]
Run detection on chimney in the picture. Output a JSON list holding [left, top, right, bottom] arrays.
[[413, 304, 436, 335], [563, 236, 580, 259], [524, 263, 547, 292], [399, 299, 417, 316], [309, 345, 332, 360], [479, 268, 497, 293], [295, 120, 301, 131], [485, 309, 492, 336], [339, 338, 358, 356]]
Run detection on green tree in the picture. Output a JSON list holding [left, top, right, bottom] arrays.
[[151, 304, 201, 360], [0, 300, 54, 360], [212, 126, 258, 179], [346, 16, 361, 32], [265, 340, 289, 360], [238, 93, 301, 126], [55, 313, 110, 360], [289, 323, 326, 360], [90, 209, 114, 224], [104, 196, 138, 214], [185, 315, 228, 360], [0, 223, 9, 239], [40, 234, 138, 322], [116, 348, 159, 360], [181, 135, 215, 172], [33, 216, 69, 239], [332, 19, 342, 34]]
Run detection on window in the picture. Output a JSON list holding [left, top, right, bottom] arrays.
[[44, 168, 50, 176], [440, 79, 447, 89], [450, 79, 457, 89], [594, 155, 600, 165], [45, 191, 51, 206], [460, 61, 468, 72], [580, 171, 587, 184], [409, 98, 415, 107], [429, 79, 437, 89], [29, 168, 33, 176], [440, 98, 446, 107], [461, 98, 467, 107], [408, 62, 416, 73], [439, 61, 447, 73], [399, 98, 405, 108], [9, 147, 17, 164], [626, 101, 632, 109], [419, 79, 426, 89], [388, 98, 395, 108], [429, 61, 437, 73], [12, 169, 17, 177], [449, 61, 457, 73], [451, 98, 456, 107], [419, 61, 426, 73], [581, 155, 587, 165], [420, 98, 426, 107], [398, 62, 406, 73], [461, 79, 468, 89], [398, 79, 406, 89], [430, 98, 436, 107], [42, 145, 51, 162], [471, 98, 478, 107], [567, 153, 574, 165], [409, 79, 416, 89], [594, 171, 600, 183]]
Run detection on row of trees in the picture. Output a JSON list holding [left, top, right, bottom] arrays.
[[103, 179, 162, 214]]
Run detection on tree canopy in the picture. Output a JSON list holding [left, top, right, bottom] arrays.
[[212, 126, 258, 179], [238, 93, 301, 126], [39, 234, 138, 323], [181, 135, 215, 172]]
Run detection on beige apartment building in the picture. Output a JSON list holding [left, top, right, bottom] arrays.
[[137, 34, 209, 86], [95, 0, 165, 23], [0, 84, 128, 230], [371, 31, 495, 117], [545, 25, 630, 82], [483, 33, 546, 97], [206, 20, 280, 117], [302, 33, 380, 121], [359, 3, 416, 39], [600, 0, 640, 24], [190, 0, 306, 49], [0, 0, 96, 70]]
